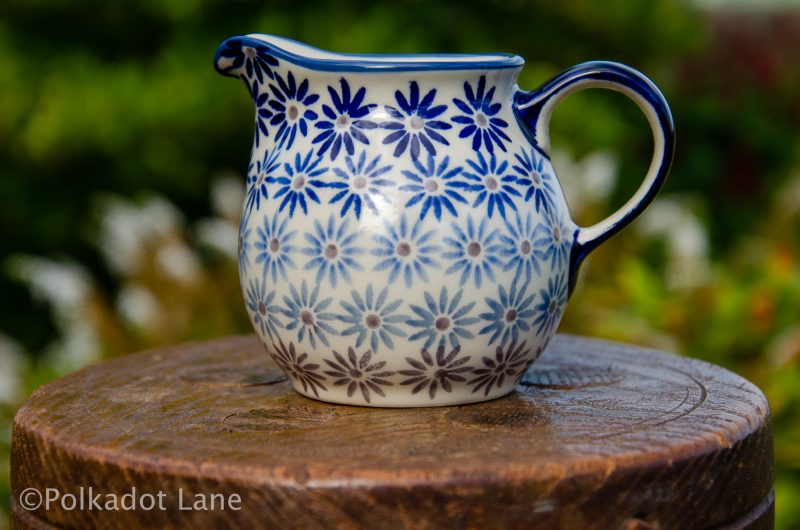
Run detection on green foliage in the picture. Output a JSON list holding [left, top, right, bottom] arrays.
[[1, 1, 798, 528]]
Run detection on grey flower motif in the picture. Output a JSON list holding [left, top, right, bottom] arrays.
[[338, 284, 407, 354], [533, 273, 568, 336], [469, 341, 532, 396], [270, 339, 327, 397], [534, 206, 573, 270], [301, 214, 364, 288], [238, 211, 252, 277], [406, 287, 481, 351], [442, 215, 503, 288], [279, 280, 338, 348], [323, 347, 395, 403], [399, 346, 472, 399], [478, 278, 536, 347]]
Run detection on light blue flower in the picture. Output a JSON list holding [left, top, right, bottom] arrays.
[[442, 215, 503, 288], [534, 207, 574, 270], [238, 211, 252, 277], [406, 287, 481, 351], [512, 147, 558, 213], [326, 151, 394, 219], [398, 154, 471, 221], [371, 213, 440, 287], [478, 278, 536, 347], [254, 210, 297, 283], [272, 149, 328, 217], [337, 284, 407, 354], [244, 278, 282, 341], [499, 210, 543, 284], [301, 214, 364, 288], [461, 152, 522, 220], [245, 147, 281, 214], [451, 75, 510, 154], [533, 273, 568, 336], [279, 280, 338, 348]]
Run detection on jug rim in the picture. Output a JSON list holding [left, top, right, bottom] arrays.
[[222, 34, 524, 72]]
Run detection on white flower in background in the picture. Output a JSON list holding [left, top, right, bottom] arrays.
[[116, 283, 164, 330], [210, 173, 245, 221], [0, 334, 24, 404], [638, 196, 711, 289], [196, 175, 245, 258], [5, 256, 101, 373], [551, 149, 617, 217]]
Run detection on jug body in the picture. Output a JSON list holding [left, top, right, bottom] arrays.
[[215, 35, 673, 406]]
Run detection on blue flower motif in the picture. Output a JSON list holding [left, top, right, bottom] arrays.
[[399, 154, 471, 221], [478, 278, 536, 347], [512, 147, 558, 213], [267, 71, 319, 149], [461, 152, 523, 220], [312, 78, 377, 161], [534, 207, 574, 270], [301, 214, 364, 288], [371, 213, 440, 287], [245, 147, 281, 214], [272, 149, 328, 217], [244, 278, 283, 341], [407, 287, 481, 351], [452, 75, 511, 154], [327, 151, 394, 219], [499, 210, 543, 284], [442, 216, 503, 288], [381, 81, 452, 159], [337, 284, 407, 354], [533, 273, 568, 336], [279, 280, 338, 348], [254, 211, 297, 283], [217, 38, 280, 84], [238, 211, 252, 277], [248, 80, 272, 147]]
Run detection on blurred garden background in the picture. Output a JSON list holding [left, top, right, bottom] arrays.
[[1, 0, 799, 527]]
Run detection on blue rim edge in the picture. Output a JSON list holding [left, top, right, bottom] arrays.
[[214, 35, 525, 74], [512, 61, 676, 297]]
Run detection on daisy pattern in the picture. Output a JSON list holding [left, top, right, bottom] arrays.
[[512, 146, 558, 213], [478, 278, 536, 347], [312, 78, 378, 160], [272, 149, 328, 217], [248, 79, 272, 147], [534, 207, 574, 270], [244, 278, 283, 341], [238, 211, 252, 276], [371, 213, 440, 287], [469, 341, 532, 396], [216, 37, 279, 84], [407, 287, 481, 351], [381, 81, 451, 159], [245, 147, 280, 214], [461, 152, 523, 220], [399, 154, 471, 221], [301, 214, 364, 288], [323, 347, 395, 403], [533, 273, 568, 336], [442, 215, 503, 288], [327, 151, 394, 219], [499, 210, 543, 284], [337, 284, 406, 354], [398, 346, 472, 399], [267, 71, 320, 149], [279, 280, 338, 348], [270, 339, 327, 398], [452, 75, 511, 154], [254, 210, 298, 283]]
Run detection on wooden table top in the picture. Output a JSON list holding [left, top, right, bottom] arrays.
[[11, 334, 773, 529]]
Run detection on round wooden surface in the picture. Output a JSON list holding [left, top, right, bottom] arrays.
[[11, 335, 773, 529]]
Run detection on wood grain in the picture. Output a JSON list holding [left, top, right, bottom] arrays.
[[11, 334, 773, 529]]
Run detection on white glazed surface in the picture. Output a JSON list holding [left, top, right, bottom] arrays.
[[219, 36, 577, 406]]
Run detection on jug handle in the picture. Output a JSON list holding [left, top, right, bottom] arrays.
[[513, 61, 675, 294]]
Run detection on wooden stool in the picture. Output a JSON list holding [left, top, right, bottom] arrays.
[[11, 335, 773, 529]]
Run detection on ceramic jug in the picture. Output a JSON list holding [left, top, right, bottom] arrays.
[[214, 34, 674, 407]]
